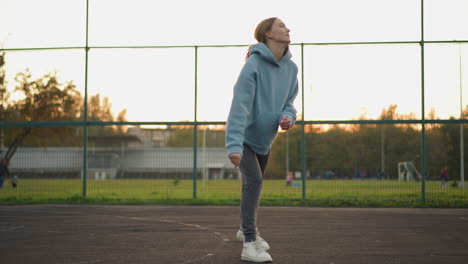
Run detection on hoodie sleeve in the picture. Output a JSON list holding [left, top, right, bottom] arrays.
[[225, 61, 257, 156], [281, 77, 299, 127]]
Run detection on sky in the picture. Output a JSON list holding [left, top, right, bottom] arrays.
[[1, 0, 468, 122]]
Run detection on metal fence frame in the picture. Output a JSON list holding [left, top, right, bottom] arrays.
[[1, 0, 467, 202]]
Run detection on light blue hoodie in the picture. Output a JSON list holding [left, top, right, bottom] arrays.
[[226, 42, 298, 156]]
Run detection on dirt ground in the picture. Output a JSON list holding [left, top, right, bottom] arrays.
[[0, 205, 467, 264]]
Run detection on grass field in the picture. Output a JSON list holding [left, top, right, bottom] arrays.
[[1, 179, 467, 207]]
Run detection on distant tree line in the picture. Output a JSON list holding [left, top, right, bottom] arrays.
[[269, 105, 468, 181], [0, 52, 127, 173]]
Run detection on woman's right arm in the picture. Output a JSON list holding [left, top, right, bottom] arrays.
[[225, 61, 257, 157]]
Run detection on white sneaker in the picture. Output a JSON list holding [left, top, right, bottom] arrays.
[[236, 228, 270, 251], [241, 242, 273, 263]]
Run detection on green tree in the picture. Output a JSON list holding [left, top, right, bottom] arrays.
[[438, 106, 468, 181], [0, 52, 7, 152], [1, 67, 82, 173], [377, 105, 422, 179], [87, 94, 128, 136], [88, 94, 113, 122], [0, 53, 128, 174], [0, 51, 9, 176], [269, 125, 302, 178]]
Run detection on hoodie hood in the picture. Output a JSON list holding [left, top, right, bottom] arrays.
[[249, 42, 292, 66]]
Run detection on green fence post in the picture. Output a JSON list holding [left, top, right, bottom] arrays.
[[301, 43, 307, 200], [82, 0, 90, 198], [193, 46, 198, 199], [420, 0, 426, 202]]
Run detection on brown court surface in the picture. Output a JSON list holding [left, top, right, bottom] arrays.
[[0, 205, 467, 264]]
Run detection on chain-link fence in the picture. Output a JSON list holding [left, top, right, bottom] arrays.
[[1, 1, 467, 206]]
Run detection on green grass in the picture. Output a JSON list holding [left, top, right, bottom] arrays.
[[0, 179, 467, 207]]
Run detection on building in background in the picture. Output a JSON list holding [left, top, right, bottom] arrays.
[[127, 126, 174, 147]]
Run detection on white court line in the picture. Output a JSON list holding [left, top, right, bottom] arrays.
[[181, 253, 215, 264], [116, 215, 228, 240], [0, 225, 25, 232], [116, 215, 231, 263]]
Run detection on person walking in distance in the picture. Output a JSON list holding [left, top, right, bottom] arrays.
[[440, 167, 449, 188], [225, 17, 298, 262]]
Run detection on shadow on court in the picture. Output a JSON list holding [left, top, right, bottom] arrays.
[[0, 205, 467, 264]]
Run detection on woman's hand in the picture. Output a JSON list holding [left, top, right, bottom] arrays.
[[229, 153, 242, 168], [279, 116, 291, 130]]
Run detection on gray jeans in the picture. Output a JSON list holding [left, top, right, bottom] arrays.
[[240, 144, 269, 242]]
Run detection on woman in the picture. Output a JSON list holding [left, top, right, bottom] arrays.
[[225, 17, 298, 262]]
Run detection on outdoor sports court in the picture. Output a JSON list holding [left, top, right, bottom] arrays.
[[1, 205, 467, 264]]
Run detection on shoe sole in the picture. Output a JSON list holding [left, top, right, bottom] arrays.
[[241, 255, 273, 263]]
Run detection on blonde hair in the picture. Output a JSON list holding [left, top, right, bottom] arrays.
[[245, 17, 278, 60]]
